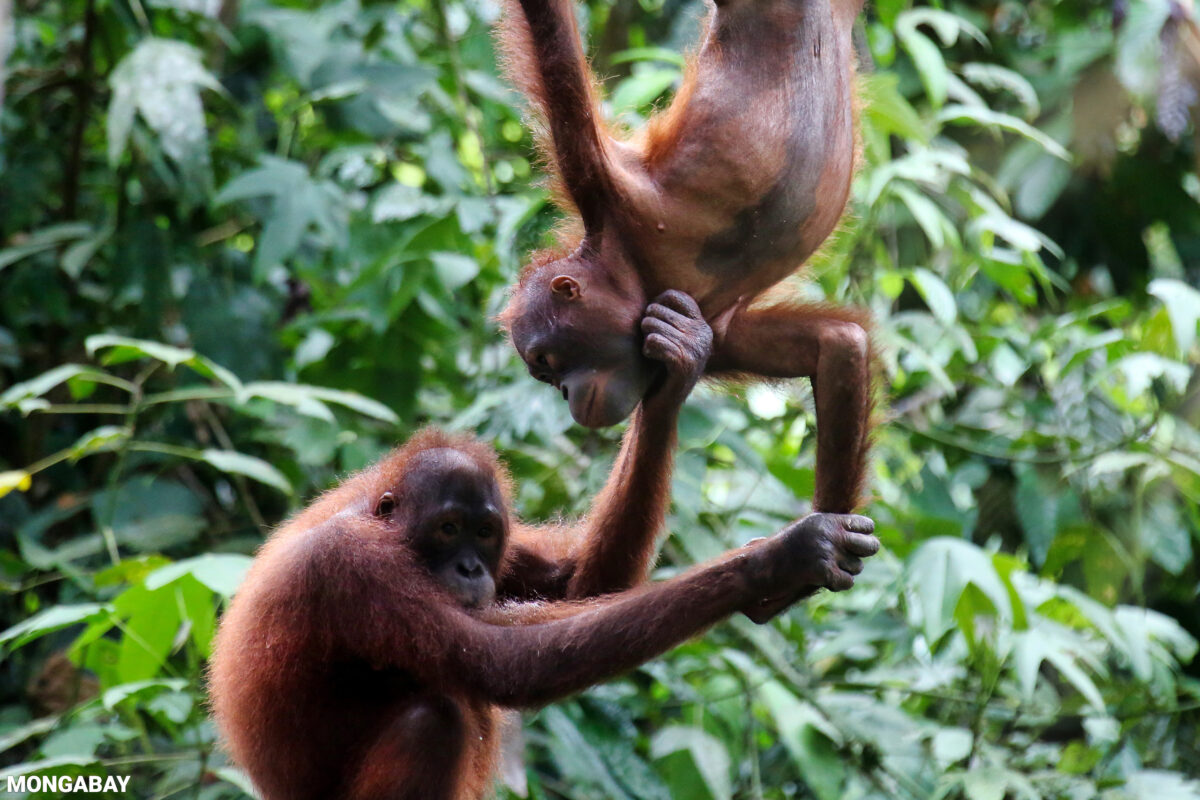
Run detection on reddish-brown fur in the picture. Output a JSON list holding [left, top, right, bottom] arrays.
[[209, 409, 678, 800], [498, 0, 874, 513], [209, 419, 880, 799]]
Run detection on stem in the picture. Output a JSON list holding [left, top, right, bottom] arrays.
[[199, 403, 266, 529], [32, 403, 132, 415], [127, 441, 206, 459], [99, 363, 160, 564], [63, 0, 97, 219], [431, 0, 496, 197]]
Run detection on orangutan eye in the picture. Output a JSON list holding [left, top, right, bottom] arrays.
[[440, 522, 459, 537], [376, 492, 396, 517], [478, 525, 493, 539]]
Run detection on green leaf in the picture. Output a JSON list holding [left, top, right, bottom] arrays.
[[897, 28, 949, 107], [430, 252, 481, 292], [650, 727, 730, 800], [0, 223, 94, 273], [909, 268, 957, 325], [931, 728, 973, 769], [937, 105, 1071, 161], [101, 679, 190, 709], [1013, 626, 1106, 710], [243, 382, 398, 424], [61, 226, 111, 279], [371, 184, 452, 224], [1148, 278, 1200, 355], [1112, 353, 1191, 397], [1122, 770, 1200, 800], [69, 426, 130, 462], [860, 73, 928, 143], [897, 8, 988, 48], [612, 66, 680, 113], [145, 554, 254, 598], [963, 768, 1007, 800], [0, 604, 112, 651], [541, 706, 633, 800], [893, 185, 950, 249], [907, 538, 1013, 644], [242, 381, 336, 422], [961, 63, 1040, 119], [216, 155, 347, 278], [609, 47, 687, 68], [0, 364, 119, 407], [85, 335, 195, 367], [201, 450, 292, 494], [0, 717, 60, 754], [107, 38, 219, 188], [971, 213, 1064, 258], [758, 682, 845, 800]]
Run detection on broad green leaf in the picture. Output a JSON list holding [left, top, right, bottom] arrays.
[[897, 8, 988, 48], [242, 381, 336, 422], [0, 604, 112, 651], [931, 728, 973, 769], [107, 39, 219, 188], [609, 47, 687, 67], [101, 679, 190, 709], [61, 227, 111, 279], [0, 223, 93, 272], [909, 268, 957, 325], [898, 28, 948, 107], [1013, 626, 1106, 710], [893, 184, 950, 249], [0, 717, 59, 754], [961, 63, 1040, 119], [650, 726, 731, 800], [860, 73, 928, 143], [301, 385, 400, 423], [1122, 770, 1200, 800], [1148, 278, 1200, 355], [372, 184, 452, 223], [112, 584, 183, 682], [1112, 353, 1191, 397], [69, 426, 130, 462], [612, 67, 680, 113], [759, 682, 845, 800], [0, 364, 119, 406], [201, 450, 292, 494], [85, 335, 195, 367], [963, 768, 1007, 800], [907, 538, 1013, 644], [145, 554, 254, 598], [971, 213, 1064, 258], [430, 252, 481, 292], [40, 724, 108, 758], [541, 706, 633, 800], [938, 105, 1071, 161], [243, 381, 398, 424], [216, 156, 348, 278]]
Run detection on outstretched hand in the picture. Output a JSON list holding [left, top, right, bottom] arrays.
[[743, 513, 879, 624], [640, 290, 713, 408]]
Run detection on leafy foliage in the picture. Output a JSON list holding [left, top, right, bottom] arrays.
[[1, 0, 1198, 797]]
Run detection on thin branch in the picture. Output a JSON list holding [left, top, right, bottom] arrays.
[[63, 0, 98, 219]]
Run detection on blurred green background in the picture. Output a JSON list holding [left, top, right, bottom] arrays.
[[1, 0, 1199, 797]]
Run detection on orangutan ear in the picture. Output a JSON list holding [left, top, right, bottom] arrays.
[[550, 275, 581, 301]]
